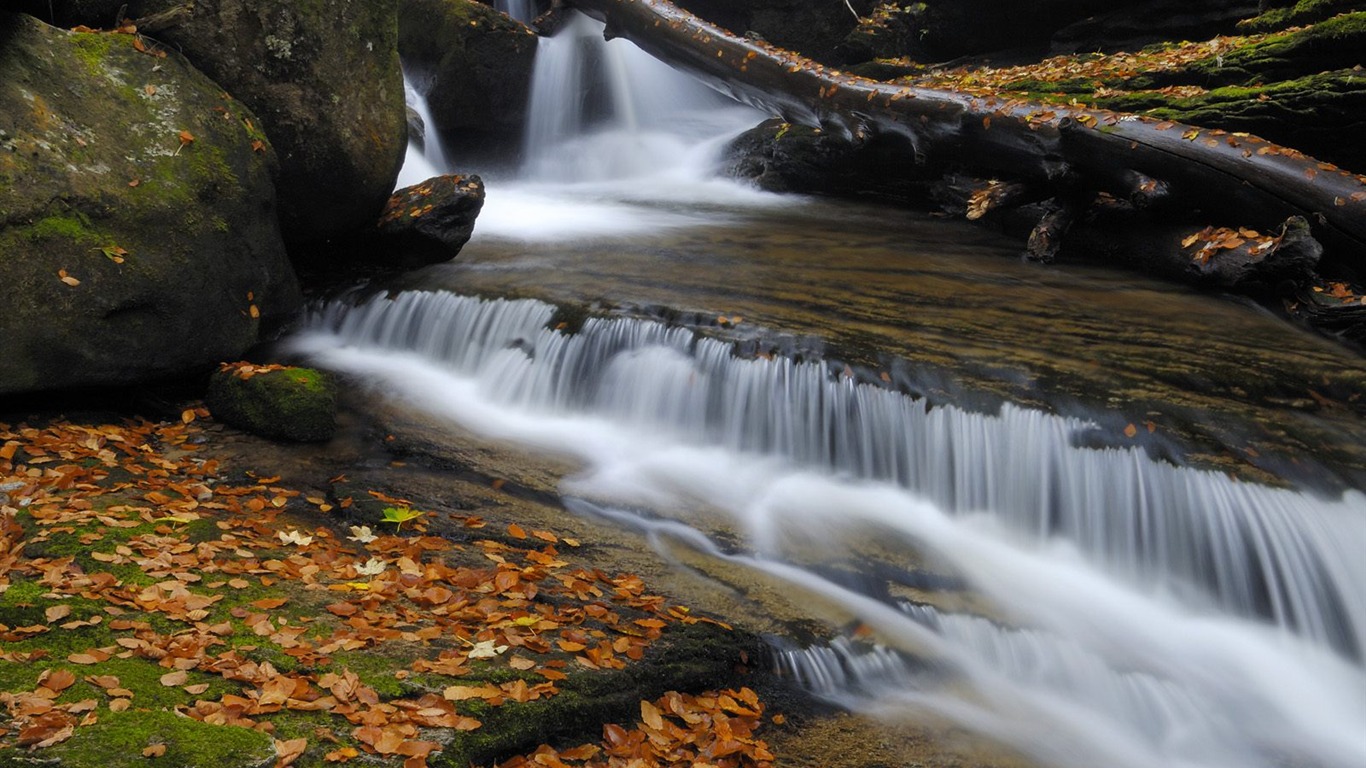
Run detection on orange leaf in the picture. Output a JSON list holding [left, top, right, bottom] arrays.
[[1123, 423, 1138, 438], [40, 669, 77, 693], [143, 744, 167, 758], [507, 523, 526, 539], [274, 737, 309, 767], [640, 699, 664, 731]]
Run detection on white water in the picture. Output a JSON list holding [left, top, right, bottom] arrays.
[[396, 10, 777, 240], [493, 0, 537, 24], [293, 291, 1366, 768]]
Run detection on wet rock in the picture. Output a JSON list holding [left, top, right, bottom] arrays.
[[399, 0, 538, 164], [205, 365, 338, 443], [725, 118, 927, 203], [0, 13, 300, 396], [375, 174, 486, 268]]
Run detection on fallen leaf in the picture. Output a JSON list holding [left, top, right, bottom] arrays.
[[143, 744, 167, 758]]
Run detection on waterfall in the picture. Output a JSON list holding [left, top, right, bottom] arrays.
[[493, 0, 537, 24], [293, 289, 1366, 768], [396, 74, 448, 189]]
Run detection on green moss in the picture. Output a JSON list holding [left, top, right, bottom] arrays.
[[433, 622, 759, 767], [69, 31, 120, 78], [205, 367, 338, 443], [43, 709, 274, 768], [24, 212, 103, 245], [1240, 0, 1365, 33]]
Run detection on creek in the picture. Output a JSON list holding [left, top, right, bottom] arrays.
[[293, 9, 1366, 768]]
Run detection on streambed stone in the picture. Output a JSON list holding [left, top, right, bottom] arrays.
[[0, 13, 300, 395]]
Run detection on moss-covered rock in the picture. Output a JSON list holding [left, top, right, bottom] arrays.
[[205, 365, 338, 442], [399, 0, 538, 164], [432, 621, 762, 767], [725, 118, 927, 202], [1237, 0, 1364, 33], [0, 13, 301, 396]]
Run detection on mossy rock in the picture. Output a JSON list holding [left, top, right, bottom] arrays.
[[432, 621, 764, 767], [0, 12, 301, 396], [205, 366, 338, 442], [43, 0, 409, 244]]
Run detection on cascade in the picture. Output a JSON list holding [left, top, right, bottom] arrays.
[[329, 7, 1366, 768], [396, 75, 447, 189], [295, 290, 1366, 768]]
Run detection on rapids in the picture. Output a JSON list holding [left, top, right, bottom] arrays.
[[298, 10, 1366, 768]]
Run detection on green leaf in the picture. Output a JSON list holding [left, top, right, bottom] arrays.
[[381, 506, 424, 532]]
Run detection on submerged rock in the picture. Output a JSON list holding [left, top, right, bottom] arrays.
[[375, 174, 486, 268], [399, 0, 537, 164], [0, 13, 301, 395], [206, 364, 338, 443]]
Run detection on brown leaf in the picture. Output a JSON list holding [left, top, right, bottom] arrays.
[[507, 523, 526, 539], [640, 699, 664, 731], [274, 737, 308, 767], [40, 668, 77, 693], [160, 670, 189, 687], [1123, 423, 1138, 439], [143, 744, 167, 758]]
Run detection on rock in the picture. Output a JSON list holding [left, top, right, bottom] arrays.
[[205, 364, 338, 442], [117, 0, 408, 244], [0, 13, 301, 396], [375, 174, 486, 268], [399, 0, 538, 164], [725, 118, 927, 202]]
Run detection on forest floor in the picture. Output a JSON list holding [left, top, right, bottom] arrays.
[[0, 389, 1036, 768]]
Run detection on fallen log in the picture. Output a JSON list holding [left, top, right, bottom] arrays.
[[565, 0, 1366, 278]]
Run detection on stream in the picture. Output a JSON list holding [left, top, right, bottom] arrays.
[[293, 8, 1366, 768]]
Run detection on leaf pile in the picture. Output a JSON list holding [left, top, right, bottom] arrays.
[[0, 413, 768, 767]]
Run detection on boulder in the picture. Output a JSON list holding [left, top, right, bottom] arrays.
[[205, 364, 338, 442], [399, 0, 538, 164], [13, 1, 409, 243], [725, 118, 926, 202], [0, 13, 301, 395], [375, 174, 486, 268]]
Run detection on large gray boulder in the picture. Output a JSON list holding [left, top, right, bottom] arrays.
[[0, 13, 301, 395], [399, 0, 538, 164]]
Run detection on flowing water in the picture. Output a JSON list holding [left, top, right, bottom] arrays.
[[331, 12, 1366, 768]]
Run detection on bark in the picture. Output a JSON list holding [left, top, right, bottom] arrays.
[[565, 0, 1366, 278]]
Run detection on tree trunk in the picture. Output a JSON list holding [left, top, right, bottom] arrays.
[[565, 0, 1366, 277]]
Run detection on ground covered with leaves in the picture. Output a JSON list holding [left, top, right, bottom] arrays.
[[0, 411, 778, 768]]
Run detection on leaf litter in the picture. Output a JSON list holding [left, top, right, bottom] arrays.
[[0, 411, 766, 767]]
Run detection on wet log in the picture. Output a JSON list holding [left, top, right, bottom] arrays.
[[566, 0, 1366, 277]]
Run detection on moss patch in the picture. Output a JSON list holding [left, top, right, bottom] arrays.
[[205, 366, 338, 443], [43, 710, 275, 768]]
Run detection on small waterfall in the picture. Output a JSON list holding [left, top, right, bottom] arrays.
[[295, 290, 1366, 768], [396, 74, 449, 189], [305, 290, 1366, 656], [519, 12, 759, 183]]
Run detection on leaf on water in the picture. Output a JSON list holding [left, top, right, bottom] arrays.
[[1123, 423, 1138, 438]]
